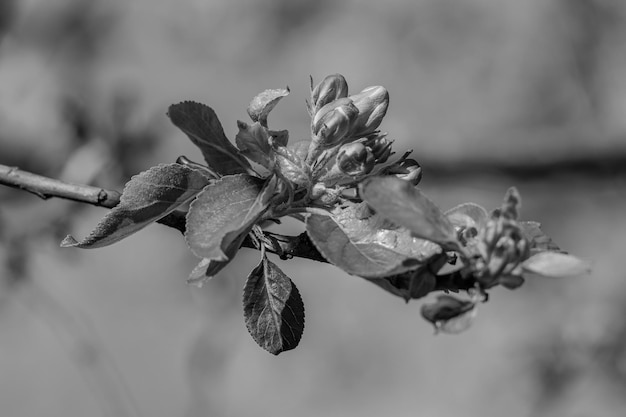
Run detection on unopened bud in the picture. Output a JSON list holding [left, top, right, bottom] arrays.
[[367, 135, 393, 163], [310, 74, 349, 114], [336, 142, 375, 177], [312, 98, 359, 147], [348, 86, 389, 137]]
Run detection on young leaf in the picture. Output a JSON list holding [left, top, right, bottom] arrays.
[[247, 87, 290, 127], [235, 121, 273, 169], [243, 256, 305, 355], [359, 176, 459, 248], [61, 164, 210, 249], [522, 252, 591, 277], [306, 203, 440, 278], [275, 144, 310, 187], [168, 101, 252, 175], [185, 174, 275, 261]]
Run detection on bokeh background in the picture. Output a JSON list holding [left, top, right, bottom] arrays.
[[1, 0, 626, 416]]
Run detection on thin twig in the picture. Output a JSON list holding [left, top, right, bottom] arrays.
[[0, 164, 121, 208]]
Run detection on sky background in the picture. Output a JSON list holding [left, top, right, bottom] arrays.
[[1, 1, 626, 416]]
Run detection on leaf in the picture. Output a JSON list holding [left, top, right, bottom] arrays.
[[268, 129, 289, 147], [519, 221, 563, 254], [421, 295, 477, 334], [187, 232, 248, 287], [445, 203, 489, 230], [61, 164, 210, 249], [243, 256, 305, 355], [185, 174, 274, 261], [275, 144, 310, 187], [168, 101, 252, 175], [359, 176, 458, 248], [306, 203, 440, 278], [247, 87, 290, 127], [370, 266, 438, 302], [235, 121, 273, 169], [522, 252, 591, 277]]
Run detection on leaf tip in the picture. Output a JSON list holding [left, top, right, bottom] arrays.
[[60, 235, 79, 248]]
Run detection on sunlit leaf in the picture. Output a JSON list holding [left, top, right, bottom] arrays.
[[359, 176, 459, 248], [522, 252, 591, 277], [168, 101, 252, 175], [185, 175, 274, 261], [243, 256, 304, 355], [247, 87, 290, 127], [61, 163, 210, 249], [306, 203, 440, 278]]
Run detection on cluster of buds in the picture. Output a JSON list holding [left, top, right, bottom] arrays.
[[307, 74, 390, 163], [474, 189, 529, 288], [303, 74, 427, 205], [334, 134, 393, 178]]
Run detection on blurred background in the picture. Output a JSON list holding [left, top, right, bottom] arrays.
[[1, 0, 626, 416]]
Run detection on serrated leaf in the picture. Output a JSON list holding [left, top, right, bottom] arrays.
[[519, 221, 563, 254], [185, 174, 274, 261], [306, 203, 440, 278], [61, 164, 210, 249], [445, 203, 489, 230], [243, 256, 304, 355], [168, 101, 252, 175], [235, 121, 273, 169], [360, 176, 459, 248], [522, 252, 591, 277], [247, 87, 290, 126]]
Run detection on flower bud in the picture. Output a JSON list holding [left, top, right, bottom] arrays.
[[366, 135, 393, 163], [348, 86, 389, 137], [312, 98, 359, 148], [310, 74, 349, 114], [336, 142, 375, 176], [392, 159, 422, 186]]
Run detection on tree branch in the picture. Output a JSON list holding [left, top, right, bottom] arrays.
[[0, 163, 326, 262], [0, 164, 121, 208], [0, 163, 465, 295]]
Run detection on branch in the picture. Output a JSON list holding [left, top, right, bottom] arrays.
[[0, 163, 326, 262], [0, 164, 121, 208], [0, 163, 462, 294]]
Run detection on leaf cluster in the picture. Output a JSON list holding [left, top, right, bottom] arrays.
[[61, 76, 590, 354]]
